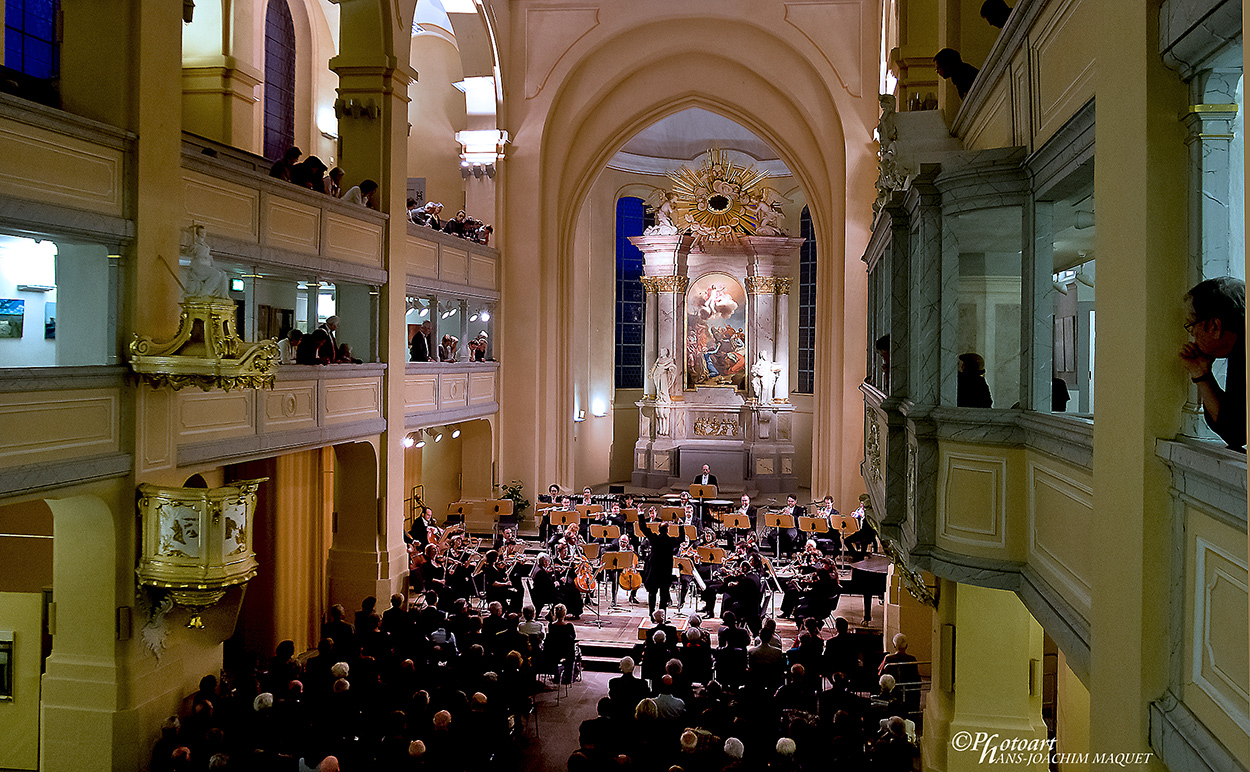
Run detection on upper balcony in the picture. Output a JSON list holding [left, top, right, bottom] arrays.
[[403, 361, 499, 429], [181, 133, 389, 285], [404, 221, 500, 301]]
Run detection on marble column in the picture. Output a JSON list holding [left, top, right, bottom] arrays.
[[1181, 68, 1241, 438], [643, 276, 687, 394], [458, 299, 470, 359], [1023, 201, 1056, 412], [774, 277, 792, 402]]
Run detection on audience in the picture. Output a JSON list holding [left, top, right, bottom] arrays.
[[934, 48, 979, 99], [343, 179, 380, 210], [980, 0, 1012, 28], [1180, 276, 1245, 450]]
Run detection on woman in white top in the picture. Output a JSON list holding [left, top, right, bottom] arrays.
[[277, 329, 302, 364]]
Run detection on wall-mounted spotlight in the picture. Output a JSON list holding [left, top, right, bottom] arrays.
[[480, 310, 490, 321], [451, 426, 461, 439], [574, 410, 587, 423], [433, 430, 444, 442], [470, 312, 478, 322], [419, 308, 429, 317], [402, 435, 415, 448]]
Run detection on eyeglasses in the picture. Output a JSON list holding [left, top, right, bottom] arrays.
[[1184, 318, 1205, 333]]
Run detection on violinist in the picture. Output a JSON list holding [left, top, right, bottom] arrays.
[[694, 530, 721, 617], [675, 539, 704, 611], [494, 527, 528, 606], [417, 543, 448, 605], [547, 498, 575, 551], [445, 534, 477, 604], [794, 560, 841, 628], [779, 541, 824, 619], [606, 534, 640, 605], [530, 554, 560, 619], [482, 549, 521, 613], [721, 552, 764, 635]]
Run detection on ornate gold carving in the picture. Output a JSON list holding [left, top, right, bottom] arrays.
[[694, 414, 740, 436], [129, 297, 281, 392], [667, 149, 789, 243], [137, 478, 266, 628], [865, 410, 882, 484], [745, 276, 793, 295], [640, 275, 689, 294]]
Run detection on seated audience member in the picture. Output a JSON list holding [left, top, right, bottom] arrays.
[[934, 48, 979, 98], [327, 167, 344, 197], [295, 328, 334, 365], [980, 0, 1012, 27], [342, 179, 380, 209], [1180, 276, 1245, 450], [278, 329, 303, 365], [443, 210, 469, 237], [608, 656, 650, 721], [407, 198, 424, 223], [578, 697, 616, 760], [870, 716, 917, 771], [269, 147, 301, 181]]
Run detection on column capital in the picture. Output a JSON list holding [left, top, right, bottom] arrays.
[[745, 276, 792, 295], [641, 275, 689, 294]]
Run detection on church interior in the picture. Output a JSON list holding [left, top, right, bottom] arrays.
[[0, 0, 1245, 770]]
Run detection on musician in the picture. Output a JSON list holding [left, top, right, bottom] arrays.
[[553, 525, 587, 619], [494, 527, 528, 601], [730, 492, 755, 547], [767, 494, 804, 556], [693, 464, 718, 488], [417, 543, 448, 601], [445, 535, 478, 604], [815, 496, 845, 556], [720, 552, 764, 634], [779, 541, 825, 619], [546, 497, 575, 550], [675, 539, 704, 611], [794, 563, 840, 627], [530, 554, 560, 619], [537, 487, 562, 542], [606, 534, 639, 605], [604, 502, 626, 539], [407, 506, 437, 545], [641, 511, 686, 615], [844, 503, 879, 561], [482, 550, 522, 613]]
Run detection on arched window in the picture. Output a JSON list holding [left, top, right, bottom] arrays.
[[263, 0, 297, 161], [797, 206, 817, 393], [615, 197, 653, 389], [4, 0, 60, 79]]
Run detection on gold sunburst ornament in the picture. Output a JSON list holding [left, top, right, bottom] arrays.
[[667, 149, 772, 243]]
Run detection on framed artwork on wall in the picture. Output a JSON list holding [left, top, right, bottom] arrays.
[[0, 299, 25, 339]]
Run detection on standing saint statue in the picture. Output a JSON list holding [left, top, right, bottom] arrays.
[[651, 348, 678, 402], [750, 351, 781, 402], [181, 224, 231, 299], [651, 348, 678, 436]]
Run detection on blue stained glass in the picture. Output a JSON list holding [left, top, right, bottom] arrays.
[[615, 197, 651, 390], [6, 0, 58, 79], [797, 207, 817, 394]]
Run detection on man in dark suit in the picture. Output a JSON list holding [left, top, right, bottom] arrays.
[[409, 321, 432, 362], [641, 517, 685, 615], [530, 554, 560, 619], [729, 493, 758, 548], [608, 657, 651, 720], [769, 494, 804, 556]]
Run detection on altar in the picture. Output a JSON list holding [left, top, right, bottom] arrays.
[[630, 235, 804, 493]]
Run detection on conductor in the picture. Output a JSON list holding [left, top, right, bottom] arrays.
[[641, 518, 686, 615], [692, 464, 718, 528]]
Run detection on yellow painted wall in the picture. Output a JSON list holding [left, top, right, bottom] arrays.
[[936, 441, 1027, 562], [0, 592, 42, 770], [1055, 649, 1090, 772], [407, 33, 467, 210], [422, 431, 464, 518]]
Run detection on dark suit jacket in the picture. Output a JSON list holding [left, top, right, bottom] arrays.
[[409, 332, 430, 362], [692, 473, 719, 489], [641, 520, 684, 589], [608, 673, 652, 718]]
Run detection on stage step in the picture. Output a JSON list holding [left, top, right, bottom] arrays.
[[579, 639, 638, 672]]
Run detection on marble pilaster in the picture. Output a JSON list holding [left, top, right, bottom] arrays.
[[1024, 201, 1057, 412], [643, 290, 658, 395], [1181, 68, 1241, 438], [774, 279, 791, 401], [906, 169, 943, 406]]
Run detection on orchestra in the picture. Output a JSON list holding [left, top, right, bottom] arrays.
[[411, 476, 880, 632]]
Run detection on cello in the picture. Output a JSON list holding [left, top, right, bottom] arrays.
[[573, 557, 598, 593]]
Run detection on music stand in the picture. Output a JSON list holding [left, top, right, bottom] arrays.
[[622, 508, 640, 523], [590, 524, 621, 542], [446, 502, 468, 526], [697, 546, 726, 564], [763, 511, 796, 560], [722, 513, 751, 533], [690, 483, 717, 529], [660, 507, 684, 522], [664, 523, 698, 540], [550, 510, 580, 528], [488, 499, 514, 540], [601, 551, 636, 612], [575, 504, 604, 518]]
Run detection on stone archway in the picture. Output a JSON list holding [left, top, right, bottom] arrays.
[[501, 15, 875, 505]]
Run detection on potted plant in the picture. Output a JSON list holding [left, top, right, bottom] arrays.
[[494, 480, 530, 523]]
